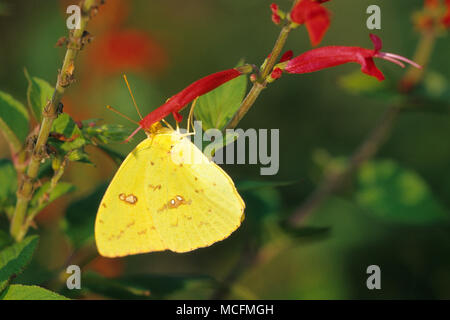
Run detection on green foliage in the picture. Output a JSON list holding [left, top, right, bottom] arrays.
[[0, 284, 68, 300], [0, 231, 12, 251], [63, 184, 107, 249], [195, 72, 247, 130], [96, 145, 125, 166], [81, 120, 129, 145], [0, 236, 39, 292], [24, 69, 53, 122], [338, 71, 402, 103], [203, 131, 239, 158], [78, 272, 212, 300], [0, 159, 17, 212], [0, 91, 29, 150], [48, 114, 128, 165], [50, 113, 87, 152], [355, 160, 449, 224], [29, 182, 75, 215]]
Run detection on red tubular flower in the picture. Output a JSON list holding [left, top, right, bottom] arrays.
[[285, 34, 421, 81], [290, 0, 331, 46], [125, 68, 244, 141]]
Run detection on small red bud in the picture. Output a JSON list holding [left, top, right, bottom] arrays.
[[271, 68, 283, 80], [279, 50, 294, 63]]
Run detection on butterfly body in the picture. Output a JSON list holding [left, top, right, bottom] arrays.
[[95, 125, 245, 257]]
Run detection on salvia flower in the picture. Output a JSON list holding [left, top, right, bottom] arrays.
[[126, 67, 248, 141], [290, 0, 331, 46], [284, 34, 421, 81]]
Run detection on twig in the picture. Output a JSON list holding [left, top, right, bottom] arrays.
[[10, 0, 103, 242], [289, 31, 437, 227], [225, 23, 292, 130], [289, 105, 402, 226]]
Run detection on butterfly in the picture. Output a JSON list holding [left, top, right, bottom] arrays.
[[95, 76, 245, 257]]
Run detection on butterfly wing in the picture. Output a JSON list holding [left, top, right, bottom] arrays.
[[147, 131, 245, 253], [95, 138, 167, 257]]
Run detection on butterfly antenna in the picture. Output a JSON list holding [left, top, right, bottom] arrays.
[[123, 74, 143, 120], [162, 119, 174, 130], [106, 105, 140, 125], [187, 98, 198, 135]]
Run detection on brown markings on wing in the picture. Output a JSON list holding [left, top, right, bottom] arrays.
[[118, 193, 138, 205], [149, 184, 162, 191], [157, 195, 192, 213]]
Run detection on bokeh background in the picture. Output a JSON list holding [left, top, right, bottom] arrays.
[[1, 0, 450, 299]]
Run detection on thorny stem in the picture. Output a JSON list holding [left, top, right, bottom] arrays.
[[288, 30, 438, 227], [10, 0, 102, 242]]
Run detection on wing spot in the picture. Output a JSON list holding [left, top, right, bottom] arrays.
[[102, 203, 107, 208], [158, 195, 192, 212], [150, 161, 155, 166], [119, 193, 138, 205]]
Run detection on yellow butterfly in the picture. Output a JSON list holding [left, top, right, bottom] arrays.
[[95, 77, 245, 257]]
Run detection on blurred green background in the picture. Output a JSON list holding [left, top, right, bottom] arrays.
[[0, 0, 450, 299]]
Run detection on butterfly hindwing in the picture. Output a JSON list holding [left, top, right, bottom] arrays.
[[95, 128, 245, 257], [145, 131, 245, 253]]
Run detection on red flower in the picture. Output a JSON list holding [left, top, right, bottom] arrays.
[[443, 0, 450, 27], [270, 3, 281, 24], [125, 68, 246, 141], [290, 0, 331, 46], [87, 29, 168, 74], [279, 50, 294, 62], [284, 34, 421, 81]]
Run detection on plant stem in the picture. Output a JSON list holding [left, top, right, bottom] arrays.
[[288, 31, 438, 227], [225, 24, 292, 130], [10, 0, 101, 242], [289, 105, 402, 226]]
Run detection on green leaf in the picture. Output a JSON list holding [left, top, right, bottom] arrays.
[[338, 71, 402, 103], [96, 145, 125, 166], [0, 284, 68, 300], [0, 91, 29, 151], [0, 230, 12, 251], [203, 131, 239, 159], [24, 69, 54, 122], [81, 272, 212, 300], [355, 160, 449, 224], [195, 72, 247, 130], [81, 120, 129, 145], [0, 159, 17, 211], [0, 235, 39, 292], [50, 113, 87, 152], [63, 184, 107, 248], [29, 182, 75, 215]]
